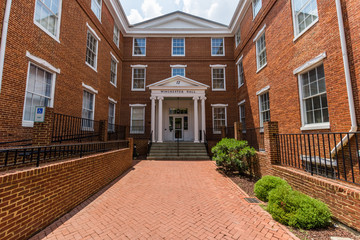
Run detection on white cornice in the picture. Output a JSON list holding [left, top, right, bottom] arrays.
[[26, 51, 60, 74], [293, 52, 327, 75]]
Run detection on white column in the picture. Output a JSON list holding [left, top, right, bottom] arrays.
[[193, 96, 199, 143], [201, 96, 207, 143], [157, 97, 164, 143], [150, 96, 156, 142]]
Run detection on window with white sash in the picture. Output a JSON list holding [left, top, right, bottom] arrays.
[[108, 102, 115, 132], [82, 91, 95, 130], [252, 0, 262, 18], [259, 92, 270, 128], [113, 25, 120, 47], [91, 0, 102, 20], [34, 0, 62, 39], [86, 31, 98, 70], [292, 0, 318, 37], [131, 107, 145, 134], [212, 106, 227, 134]]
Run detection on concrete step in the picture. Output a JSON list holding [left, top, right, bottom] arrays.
[[147, 156, 211, 160], [148, 142, 210, 160], [148, 153, 209, 157]]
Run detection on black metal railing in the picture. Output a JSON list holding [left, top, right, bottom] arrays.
[[204, 130, 209, 156], [108, 124, 126, 141], [147, 131, 153, 155], [242, 128, 264, 151], [0, 140, 129, 170], [0, 139, 32, 148], [276, 132, 360, 185], [52, 113, 101, 143]]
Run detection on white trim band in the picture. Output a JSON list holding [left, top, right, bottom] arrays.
[[256, 85, 270, 95], [129, 104, 147, 107], [131, 64, 148, 68], [210, 64, 227, 68], [238, 99, 246, 105], [108, 97, 117, 104], [26, 51, 60, 74], [110, 52, 119, 63], [86, 22, 101, 41], [211, 104, 228, 107], [236, 55, 244, 65], [82, 82, 98, 94], [300, 123, 330, 131], [253, 24, 266, 42], [170, 65, 187, 68], [293, 52, 327, 75]]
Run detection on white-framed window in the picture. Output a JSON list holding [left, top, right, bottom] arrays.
[[252, 0, 262, 18], [113, 25, 120, 47], [108, 102, 115, 132], [239, 102, 246, 130], [91, 0, 102, 21], [211, 66, 226, 90], [23, 63, 56, 127], [235, 29, 241, 47], [132, 68, 146, 91], [299, 64, 329, 128], [110, 54, 118, 86], [237, 58, 244, 88], [82, 90, 95, 130], [256, 33, 267, 71], [86, 31, 98, 71], [172, 68, 185, 77], [34, 0, 62, 40], [211, 38, 225, 56], [130, 106, 145, 134], [212, 105, 227, 134], [292, 0, 319, 38], [172, 38, 185, 56], [259, 91, 270, 128], [133, 38, 146, 56]]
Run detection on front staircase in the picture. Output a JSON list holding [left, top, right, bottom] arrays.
[[147, 142, 210, 160]]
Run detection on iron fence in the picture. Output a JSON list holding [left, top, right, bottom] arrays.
[[0, 139, 32, 148], [0, 140, 129, 170], [52, 113, 101, 143], [276, 132, 360, 185], [108, 124, 126, 141], [242, 128, 264, 151]]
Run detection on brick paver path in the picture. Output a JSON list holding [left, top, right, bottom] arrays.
[[31, 161, 298, 240]]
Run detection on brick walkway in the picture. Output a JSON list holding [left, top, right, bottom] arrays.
[[30, 161, 298, 240]]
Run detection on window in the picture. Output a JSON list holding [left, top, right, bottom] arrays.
[[91, 0, 102, 20], [235, 29, 241, 47], [110, 57, 117, 86], [239, 103, 246, 130], [259, 92, 270, 128], [211, 38, 225, 56], [172, 68, 185, 77], [113, 25, 120, 47], [131, 107, 145, 134], [172, 38, 185, 56], [108, 102, 115, 132], [82, 91, 95, 130], [34, 0, 62, 39], [86, 31, 98, 70], [237, 59, 244, 87], [300, 64, 329, 126], [132, 68, 146, 91], [292, 0, 318, 37], [133, 38, 146, 56], [256, 34, 267, 71], [213, 106, 227, 134], [212, 68, 226, 90], [23, 64, 54, 125], [252, 0, 262, 18]]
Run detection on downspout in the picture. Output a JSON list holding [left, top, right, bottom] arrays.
[[331, 0, 357, 157], [0, 0, 12, 94]]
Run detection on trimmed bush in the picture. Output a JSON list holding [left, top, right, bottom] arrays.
[[211, 138, 256, 173], [267, 185, 332, 229], [254, 176, 290, 202]]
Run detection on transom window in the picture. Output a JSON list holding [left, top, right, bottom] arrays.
[[212, 68, 226, 90], [213, 107, 227, 134], [235, 29, 241, 47], [211, 38, 224, 56], [259, 92, 270, 128], [256, 34, 267, 71], [113, 25, 120, 47], [34, 0, 62, 39], [131, 107, 145, 134], [239, 104, 246, 130], [252, 0, 262, 18], [172, 68, 185, 77], [86, 31, 98, 70], [172, 38, 185, 56], [23, 64, 54, 123], [237, 60, 244, 87], [91, 0, 102, 20], [300, 64, 329, 125], [132, 68, 146, 91], [110, 58, 117, 86], [133, 38, 146, 56], [82, 91, 95, 130], [108, 102, 115, 132], [292, 0, 318, 36], [169, 108, 188, 114]]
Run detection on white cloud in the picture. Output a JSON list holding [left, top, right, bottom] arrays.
[[207, 2, 219, 19], [175, 0, 181, 6], [141, 0, 163, 19], [127, 9, 144, 24]]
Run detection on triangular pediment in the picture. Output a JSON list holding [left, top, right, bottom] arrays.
[[147, 76, 209, 89]]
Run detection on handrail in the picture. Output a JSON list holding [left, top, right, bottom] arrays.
[[147, 131, 153, 156]]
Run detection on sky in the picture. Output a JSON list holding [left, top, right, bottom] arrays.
[[119, 0, 240, 25]]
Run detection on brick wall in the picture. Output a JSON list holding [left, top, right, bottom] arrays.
[[0, 145, 133, 240]]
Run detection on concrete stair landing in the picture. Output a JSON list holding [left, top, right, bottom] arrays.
[[147, 142, 210, 160]]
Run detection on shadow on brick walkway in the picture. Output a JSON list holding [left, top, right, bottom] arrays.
[[30, 160, 298, 240]]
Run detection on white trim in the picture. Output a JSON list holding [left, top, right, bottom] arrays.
[[82, 82, 98, 94], [171, 67, 186, 77], [211, 67, 226, 91], [210, 64, 227, 68], [108, 101, 116, 132], [211, 104, 228, 107], [26, 51, 60, 74], [129, 104, 147, 107], [293, 52, 327, 75], [300, 123, 331, 131], [211, 37, 225, 56], [171, 37, 185, 56], [132, 37, 146, 56], [236, 55, 244, 65], [86, 22, 101, 41], [212, 105, 228, 134], [113, 25, 120, 47], [131, 67, 146, 91], [253, 24, 266, 42], [110, 55, 118, 87], [256, 85, 270, 95], [91, 0, 102, 22], [238, 100, 246, 105], [291, 0, 319, 41], [130, 105, 145, 134], [256, 63, 267, 73], [293, 19, 319, 42], [252, 0, 262, 19], [110, 52, 119, 63], [81, 90, 96, 131], [108, 97, 117, 104], [131, 64, 148, 68], [237, 56, 244, 88], [170, 65, 187, 68], [0, 0, 12, 94], [85, 30, 99, 72]]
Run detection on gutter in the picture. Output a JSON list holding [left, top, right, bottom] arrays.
[[0, 0, 12, 94], [331, 0, 357, 157]]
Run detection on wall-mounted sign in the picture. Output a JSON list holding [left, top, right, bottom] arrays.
[[34, 106, 46, 123]]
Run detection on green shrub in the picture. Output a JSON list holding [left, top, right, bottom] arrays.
[[254, 176, 290, 202], [211, 138, 256, 173], [267, 185, 332, 229]]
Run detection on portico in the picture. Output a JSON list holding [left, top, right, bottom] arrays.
[[148, 76, 209, 143]]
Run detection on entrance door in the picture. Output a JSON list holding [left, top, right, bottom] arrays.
[[174, 117, 183, 141]]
